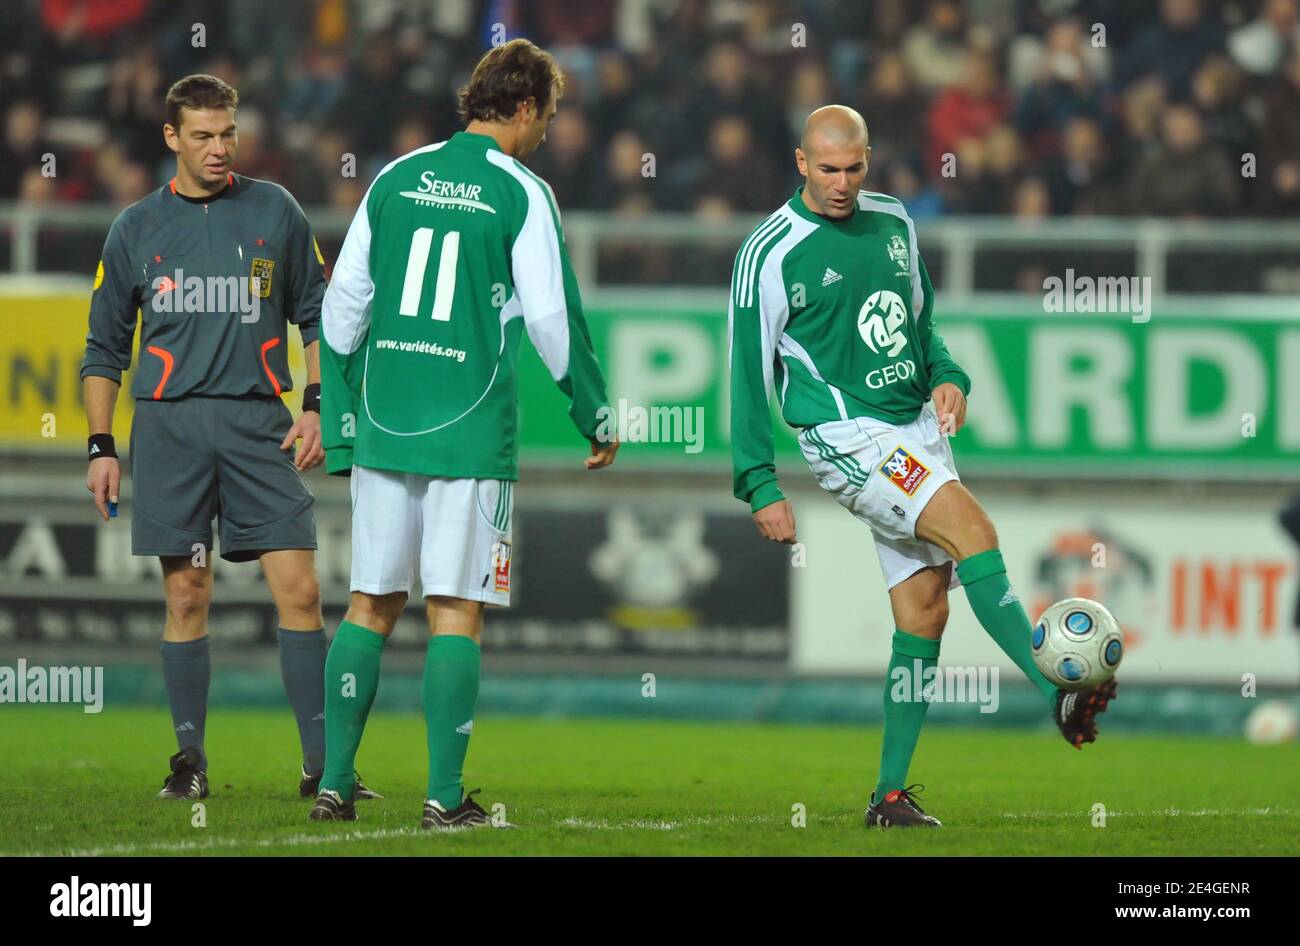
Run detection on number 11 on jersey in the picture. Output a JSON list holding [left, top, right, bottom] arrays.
[[400, 226, 460, 321]]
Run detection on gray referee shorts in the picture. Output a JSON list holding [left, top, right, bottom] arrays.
[[128, 396, 317, 562]]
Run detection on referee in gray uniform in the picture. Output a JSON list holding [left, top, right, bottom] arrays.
[[81, 74, 375, 803]]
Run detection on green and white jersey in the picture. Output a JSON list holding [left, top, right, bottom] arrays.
[[321, 131, 609, 479], [728, 186, 971, 513]]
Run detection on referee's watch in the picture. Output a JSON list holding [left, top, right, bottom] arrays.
[[302, 383, 321, 414]]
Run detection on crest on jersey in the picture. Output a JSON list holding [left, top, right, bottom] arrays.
[[880, 446, 930, 496], [857, 289, 909, 357], [250, 258, 274, 298], [887, 233, 910, 272]]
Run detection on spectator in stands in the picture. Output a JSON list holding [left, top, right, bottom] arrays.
[[926, 49, 1009, 175], [1011, 175, 1052, 220], [675, 115, 781, 214], [1126, 102, 1239, 216], [327, 30, 410, 164], [1013, 17, 1110, 160], [588, 51, 644, 144], [528, 109, 604, 210], [1228, 0, 1300, 75], [858, 50, 927, 170], [878, 157, 945, 220], [282, 44, 350, 125], [680, 40, 789, 173], [8, 0, 1300, 236], [0, 101, 51, 200], [589, 129, 655, 213], [903, 0, 969, 92], [1118, 0, 1224, 96], [1191, 56, 1254, 170], [785, 62, 835, 158], [1007, 12, 1111, 94], [1254, 48, 1300, 215], [1043, 116, 1123, 215], [17, 166, 58, 204], [1117, 75, 1168, 171]]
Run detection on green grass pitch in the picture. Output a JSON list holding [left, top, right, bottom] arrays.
[[2, 706, 1297, 856]]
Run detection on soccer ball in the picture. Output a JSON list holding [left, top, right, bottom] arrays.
[[1243, 700, 1299, 744], [1031, 597, 1124, 692]]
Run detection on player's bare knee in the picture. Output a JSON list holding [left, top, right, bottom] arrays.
[[165, 583, 211, 623], [346, 591, 406, 635], [276, 573, 321, 618], [912, 597, 949, 637]]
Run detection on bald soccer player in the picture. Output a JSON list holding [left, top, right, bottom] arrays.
[[727, 105, 1117, 828]]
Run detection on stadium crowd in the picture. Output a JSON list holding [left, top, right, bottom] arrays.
[[2, 0, 1299, 223]]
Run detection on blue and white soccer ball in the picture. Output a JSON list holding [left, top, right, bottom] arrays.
[[1031, 597, 1124, 692]]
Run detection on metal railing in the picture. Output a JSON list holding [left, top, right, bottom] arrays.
[[4, 202, 1300, 296]]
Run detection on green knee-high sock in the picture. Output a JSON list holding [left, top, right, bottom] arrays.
[[875, 629, 940, 801], [322, 621, 386, 801], [957, 548, 1058, 707], [423, 635, 481, 809]]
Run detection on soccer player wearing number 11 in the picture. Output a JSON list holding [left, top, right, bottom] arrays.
[[315, 39, 618, 828], [729, 106, 1117, 829]]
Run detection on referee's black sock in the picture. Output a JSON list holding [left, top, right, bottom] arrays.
[[161, 637, 210, 770], [278, 627, 327, 777]]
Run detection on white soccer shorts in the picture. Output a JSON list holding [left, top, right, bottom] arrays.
[[349, 465, 515, 606], [797, 407, 960, 591]]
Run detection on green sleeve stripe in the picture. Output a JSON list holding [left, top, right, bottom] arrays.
[[733, 215, 790, 308]]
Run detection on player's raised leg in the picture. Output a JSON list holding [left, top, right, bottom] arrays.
[[158, 556, 213, 799], [916, 482, 1116, 746], [866, 563, 947, 828]]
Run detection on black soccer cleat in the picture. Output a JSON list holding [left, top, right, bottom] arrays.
[[865, 784, 942, 828], [420, 789, 513, 831], [308, 789, 358, 822], [299, 767, 383, 800], [158, 747, 209, 800], [1053, 677, 1118, 749]]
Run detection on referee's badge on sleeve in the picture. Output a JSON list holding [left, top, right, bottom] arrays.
[[92, 260, 104, 291], [313, 236, 325, 266], [250, 258, 274, 297]]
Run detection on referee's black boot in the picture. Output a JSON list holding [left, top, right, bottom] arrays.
[[158, 747, 209, 800]]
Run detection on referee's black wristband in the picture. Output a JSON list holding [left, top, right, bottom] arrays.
[[302, 383, 321, 414], [88, 433, 117, 460]]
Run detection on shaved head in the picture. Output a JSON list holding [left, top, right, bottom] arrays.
[[800, 105, 869, 155], [795, 105, 871, 218]]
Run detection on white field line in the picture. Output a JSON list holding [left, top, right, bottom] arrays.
[[999, 807, 1300, 819], [4, 813, 777, 856], [5, 826, 424, 858], [9, 808, 1295, 856]]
